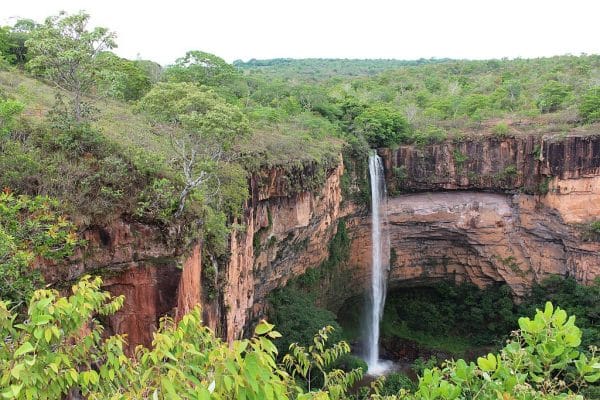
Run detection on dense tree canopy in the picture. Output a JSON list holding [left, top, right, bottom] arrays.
[[163, 50, 239, 87]]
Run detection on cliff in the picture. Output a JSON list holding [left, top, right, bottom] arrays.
[[53, 133, 600, 349], [223, 133, 600, 338]]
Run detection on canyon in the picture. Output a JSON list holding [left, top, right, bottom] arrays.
[[55, 133, 600, 352]]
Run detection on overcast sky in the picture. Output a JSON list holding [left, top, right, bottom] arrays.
[[2, 0, 599, 65]]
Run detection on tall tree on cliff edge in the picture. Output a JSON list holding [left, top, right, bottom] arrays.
[[26, 11, 117, 121]]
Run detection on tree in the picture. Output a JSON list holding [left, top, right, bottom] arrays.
[[163, 50, 239, 87], [2, 19, 37, 65], [537, 80, 572, 113], [579, 86, 600, 123], [0, 27, 12, 64], [96, 52, 152, 101], [138, 82, 249, 216], [26, 11, 116, 121], [354, 104, 410, 147]]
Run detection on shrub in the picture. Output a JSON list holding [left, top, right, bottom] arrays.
[[412, 126, 447, 145], [134, 178, 180, 223], [413, 303, 599, 399], [354, 104, 410, 147], [0, 98, 24, 137], [519, 275, 600, 349], [537, 80, 572, 113], [492, 122, 510, 137], [591, 220, 600, 234], [380, 372, 415, 395], [268, 287, 342, 355], [579, 86, 600, 123], [0, 192, 81, 306]]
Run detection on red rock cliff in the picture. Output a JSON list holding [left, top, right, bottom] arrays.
[[54, 134, 600, 347]]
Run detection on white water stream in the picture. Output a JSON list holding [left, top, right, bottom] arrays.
[[365, 154, 391, 375]]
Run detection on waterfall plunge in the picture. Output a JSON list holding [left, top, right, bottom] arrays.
[[365, 154, 391, 375]]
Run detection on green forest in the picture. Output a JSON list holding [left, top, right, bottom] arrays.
[[0, 10, 599, 399]]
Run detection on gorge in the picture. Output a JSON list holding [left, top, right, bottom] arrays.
[[2, 13, 600, 397], [56, 133, 600, 353]]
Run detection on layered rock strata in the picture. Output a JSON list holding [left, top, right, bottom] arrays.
[[53, 134, 600, 348]]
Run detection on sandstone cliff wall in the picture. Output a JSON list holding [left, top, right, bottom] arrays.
[[344, 192, 600, 300], [55, 134, 600, 348], [222, 159, 345, 341]]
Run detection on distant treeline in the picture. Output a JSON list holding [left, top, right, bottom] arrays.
[[233, 57, 452, 80]]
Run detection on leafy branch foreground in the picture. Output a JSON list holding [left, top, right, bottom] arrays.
[[0, 277, 598, 399]]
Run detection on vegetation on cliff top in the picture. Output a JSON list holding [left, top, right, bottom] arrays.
[[2, 11, 599, 236]]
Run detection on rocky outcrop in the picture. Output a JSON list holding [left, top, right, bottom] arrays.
[[222, 158, 345, 340], [543, 175, 600, 223], [102, 263, 180, 353], [381, 134, 600, 194], [54, 220, 203, 353], [344, 192, 600, 299]]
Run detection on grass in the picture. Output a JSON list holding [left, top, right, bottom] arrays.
[[239, 128, 343, 172], [0, 69, 173, 159], [1, 69, 343, 174]]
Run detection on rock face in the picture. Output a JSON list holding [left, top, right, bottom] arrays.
[[222, 134, 600, 335], [345, 192, 600, 299], [381, 134, 600, 194], [222, 159, 345, 341], [53, 134, 600, 347], [54, 220, 204, 353]]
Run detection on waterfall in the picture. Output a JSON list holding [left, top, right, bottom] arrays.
[[365, 153, 390, 374]]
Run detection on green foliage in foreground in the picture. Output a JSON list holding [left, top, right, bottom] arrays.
[[0, 278, 598, 399], [0, 192, 80, 307], [520, 276, 600, 350], [269, 287, 343, 356]]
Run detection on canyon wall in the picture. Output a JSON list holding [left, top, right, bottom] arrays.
[[57, 133, 600, 349], [222, 159, 345, 341], [346, 192, 600, 299]]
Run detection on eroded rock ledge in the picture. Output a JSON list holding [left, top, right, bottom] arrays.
[[346, 192, 600, 300]]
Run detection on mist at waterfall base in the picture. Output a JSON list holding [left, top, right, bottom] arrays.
[[363, 154, 393, 376]]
